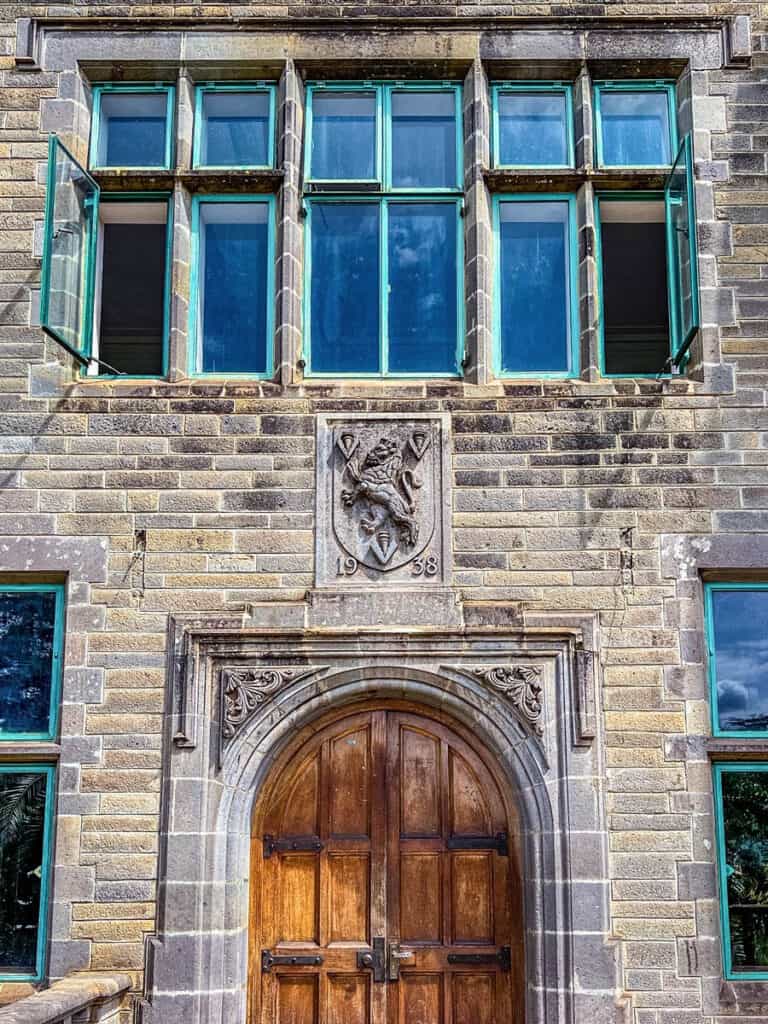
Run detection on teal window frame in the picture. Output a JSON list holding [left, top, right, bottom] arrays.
[[303, 195, 464, 378], [87, 192, 174, 380], [39, 136, 100, 364], [490, 82, 575, 169], [594, 140, 700, 379], [0, 584, 64, 743], [713, 762, 768, 981], [0, 764, 56, 983], [705, 582, 768, 739], [192, 83, 277, 170], [593, 80, 678, 170], [89, 83, 175, 171], [304, 81, 463, 192], [492, 193, 579, 379], [188, 193, 276, 379]]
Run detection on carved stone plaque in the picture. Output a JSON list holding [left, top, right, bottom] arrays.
[[316, 413, 451, 587]]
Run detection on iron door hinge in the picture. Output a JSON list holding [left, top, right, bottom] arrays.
[[446, 831, 508, 856], [263, 834, 323, 859], [261, 950, 324, 973], [448, 946, 511, 971]]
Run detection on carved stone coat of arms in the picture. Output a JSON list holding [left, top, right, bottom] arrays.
[[316, 414, 451, 587]]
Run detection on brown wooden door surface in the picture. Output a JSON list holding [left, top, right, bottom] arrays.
[[251, 707, 522, 1024]]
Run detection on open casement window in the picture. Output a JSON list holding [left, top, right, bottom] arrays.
[[665, 134, 701, 369], [40, 136, 99, 364]]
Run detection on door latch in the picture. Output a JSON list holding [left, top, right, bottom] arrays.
[[357, 936, 386, 982], [387, 941, 415, 981]]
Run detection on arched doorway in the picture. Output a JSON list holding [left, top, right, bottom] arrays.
[[250, 703, 525, 1024]]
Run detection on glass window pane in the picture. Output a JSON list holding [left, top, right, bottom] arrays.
[[310, 203, 380, 373], [199, 90, 271, 167], [310, 92, 377, 180], [388, 203, 458, 374], [41, 139, 97, 356], [498, 201, 572, 374], [497, 91, 569, 167], [391, 91, 457, 188], [0, 769, 50, 975], [96, 92, 169, 168], [197, 202, 270, 374], [0, 591, 58, 737], [720, 769, 768, 973], [599, 89, 673, 166], [667, 136, 699, 360], [711, 589, 768, 733]]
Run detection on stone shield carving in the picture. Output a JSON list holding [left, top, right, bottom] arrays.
[[316, 414, 451, 587]]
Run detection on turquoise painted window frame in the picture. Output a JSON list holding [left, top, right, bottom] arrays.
[[593, 80, 678, 170], [39, 135, 100, 365], [713, 762, 768, 981], [705, 582, 768, 739], [188, 193, 276, 379], [302, 195, 465, 378], [0, 584, 65, 743], [492, 193, 579, 379], [594, 190, 675, 379], [665, 134, 701, 368], [490, 82, 575, 170], [89, 83, 175, 171], [86, 192, 174, 380], [0, 764, 56, 983], [192, 83, 277, 170], [304, 81, 463, 192]]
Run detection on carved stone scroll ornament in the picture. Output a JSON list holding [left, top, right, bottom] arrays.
[[221, 667, 319, 742], [473, 665, 544, 737]]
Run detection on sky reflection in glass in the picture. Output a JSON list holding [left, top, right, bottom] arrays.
[[388, 203, 458, 373], [497, 91, 569, 167], [711, 588, 768, 734], [0, 591, 57, 737], [599, 90, 672, 166], [391, 92, 457, 188], [310, 203, 380, 373], [199, 91, 271, 167], [198, 202, 269, 374], [96, 92, 169, 168], [311, 92, 377, 180], [498, 201, 571, 373]]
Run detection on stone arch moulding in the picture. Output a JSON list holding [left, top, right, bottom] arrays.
[[135, 618, 626, 1024]]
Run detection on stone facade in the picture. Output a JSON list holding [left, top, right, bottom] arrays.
[[0, 3, 766, 1024]]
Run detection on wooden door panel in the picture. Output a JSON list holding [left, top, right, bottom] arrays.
[[452, 974, 495, 1024], [327, 975, 371, 1024], [398, 975, 443, 1024], [328, 725, 372, 838], [328, 854, 370, 944], [449, 751, 493, 836], [280, 856, 320, 944], [451, 853, 494, 944], [275, 976, 318, 1024], [281, 755, 320, 836], [399, 854, 442, 943], [400, 729, 441, 837]]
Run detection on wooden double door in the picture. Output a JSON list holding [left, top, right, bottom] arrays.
[[251, 706, 523, 1024]]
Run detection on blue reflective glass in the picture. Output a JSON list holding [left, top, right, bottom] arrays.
[[388, 203, 458, 374], [599, 90, 672, 166], [711, 589, 768, 733], [0, 769, 49, 973], [310, 92, 377, 180], [497, 91, 569, 166], [498, 201, 571, 373], [0, 591, 57, 736], [96, 92, 169, 168], [199, 91, 271, 167], [391, 91, 457, 188], [197, 203, 270, 374], [310, 203, 380, 373]]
